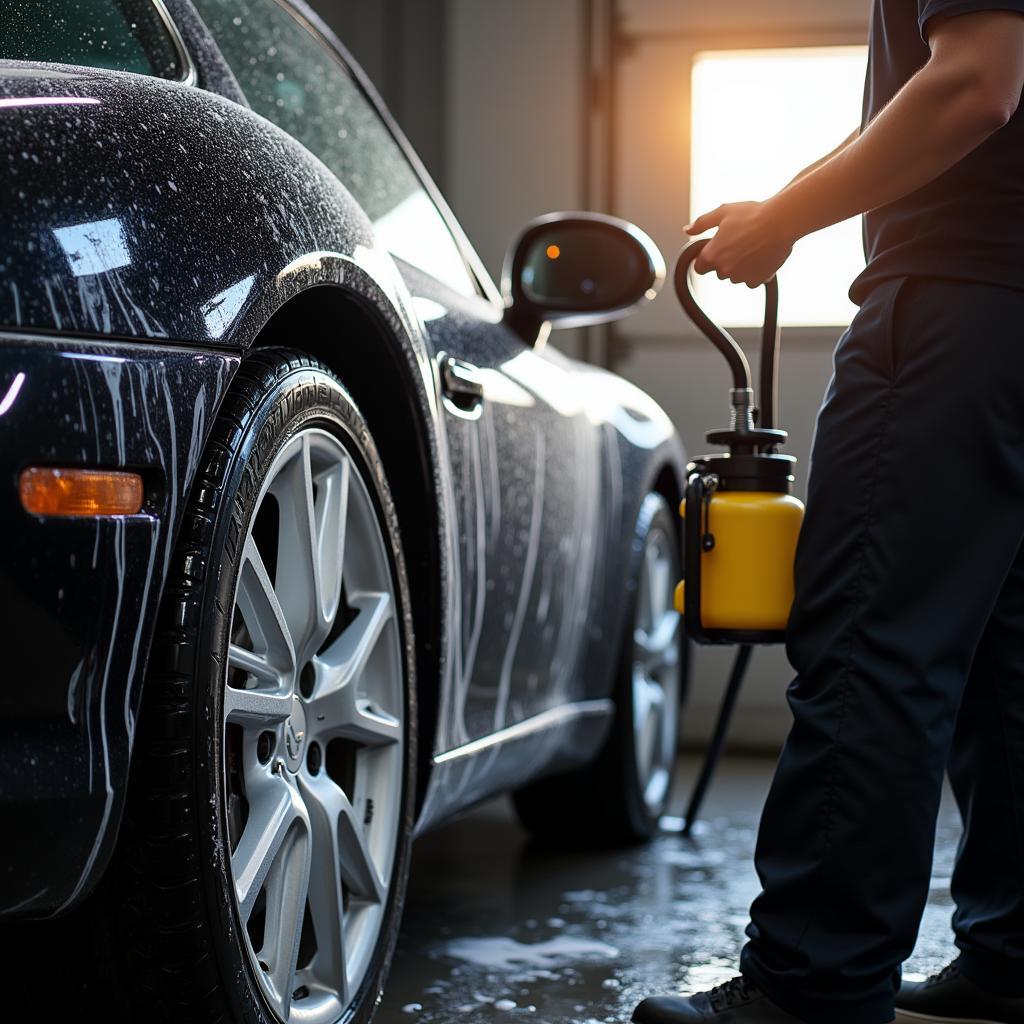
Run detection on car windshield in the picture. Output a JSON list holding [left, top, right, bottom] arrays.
[[0, 0, 184, 79]]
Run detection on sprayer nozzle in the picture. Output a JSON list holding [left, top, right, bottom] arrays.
[[729, 388, 756, 434]]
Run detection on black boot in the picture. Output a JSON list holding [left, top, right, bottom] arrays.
[[632, 977, 807, 1024], [896, 962, 1024, 1024]]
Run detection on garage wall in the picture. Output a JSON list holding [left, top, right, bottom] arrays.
[[443, 0, 590, 282]]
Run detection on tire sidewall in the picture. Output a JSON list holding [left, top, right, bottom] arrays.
[[614, 491, 683, 836], [193, 359, 416, 1024]]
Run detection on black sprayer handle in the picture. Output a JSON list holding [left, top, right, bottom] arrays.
[[674, 238, 781, 431]]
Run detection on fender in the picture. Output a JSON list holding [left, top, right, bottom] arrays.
[[576, 364, 688, 703], [0, 61, 438, 360]]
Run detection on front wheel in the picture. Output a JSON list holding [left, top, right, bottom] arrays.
[[102, 351, 416, 1024], [513, 492, 684, 846]]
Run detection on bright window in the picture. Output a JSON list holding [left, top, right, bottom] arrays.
[[690, 46, 868, 327]]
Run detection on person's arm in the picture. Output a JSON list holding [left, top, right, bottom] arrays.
[[786, 127, 860, 187], [688, 9, 1024, 286]]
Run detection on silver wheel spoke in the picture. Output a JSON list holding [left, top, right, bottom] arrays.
[[313, 455, 349, 633], [224, 682, 293, 726], [631, 520, 682, 818], [229, 643, 280, 684], [232, 780, 305, 921], [346, 704, 402, 747], [305, 772, 385, 904], [337, 788, 386, 904], [642, 542, 659, 627], [273, 436, 323, 665], [299, 774, 349, 1004], [237, 538, 295, 680], [634, 675, 660, 773], [309, 593, 396, 743], [260, 822, 312, 1020], [633, 670, 652, 730], [647, 544, 670, 621], [635, 609, 680, 673]]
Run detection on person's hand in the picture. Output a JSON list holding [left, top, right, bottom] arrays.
[[686, 200, 796, 287]]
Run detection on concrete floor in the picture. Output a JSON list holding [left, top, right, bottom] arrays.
[[378, 756, 962, 1024]]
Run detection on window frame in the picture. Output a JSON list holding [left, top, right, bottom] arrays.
[[196, 0, 502, 306], [2, 0, 197, 84], [153, 0, 198, 85]]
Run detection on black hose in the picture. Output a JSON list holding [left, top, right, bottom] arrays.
[[681, 643, 753, 834], [759, 276, 780, 431], [675, 239, 782, 430], [675, 239, 751, 393]]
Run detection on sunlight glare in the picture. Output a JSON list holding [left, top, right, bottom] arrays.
[[690, 47, 868, 327]]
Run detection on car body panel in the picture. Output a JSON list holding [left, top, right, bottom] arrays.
[[0, 61, 414, 354], [0, 335, 237, 917], [418, 343, 685, 824], [0, 0, 686, 918], [399, 267, 604, 741]]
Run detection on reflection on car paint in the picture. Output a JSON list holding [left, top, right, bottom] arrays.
[[0, 94, 100, 109], [409, 292, 661, 829], [0, 370, 25, 414], [53, 217, 132, 278], [201, 273, 255, 339]]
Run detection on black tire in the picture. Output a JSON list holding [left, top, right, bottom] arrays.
[[14, 351, 417, 1023], [513, 492, 685, 847]]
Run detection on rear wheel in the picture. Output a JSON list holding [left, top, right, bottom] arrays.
[[97, 351, 415, 1023], [513, 492, 683, 846]]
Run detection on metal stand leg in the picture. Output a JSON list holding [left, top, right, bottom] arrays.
[[682, 643, 753, 835]]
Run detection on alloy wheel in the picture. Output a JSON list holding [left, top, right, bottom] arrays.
[[223, 427, 404, 1024], [631, 523, 681, 817]]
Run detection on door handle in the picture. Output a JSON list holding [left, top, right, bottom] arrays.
[[439, 353, 485, 410]]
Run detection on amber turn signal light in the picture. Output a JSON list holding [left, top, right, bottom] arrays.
[[19, 467, 144, 517]]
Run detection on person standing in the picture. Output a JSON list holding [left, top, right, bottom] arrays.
[[633, 3, 1024, 1023]]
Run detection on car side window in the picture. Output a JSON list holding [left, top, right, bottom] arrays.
[[0, 0, 185, 79], [194, 0, 478, 298]]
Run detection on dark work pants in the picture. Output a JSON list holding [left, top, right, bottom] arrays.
[[740, 278, 1024, 1024]]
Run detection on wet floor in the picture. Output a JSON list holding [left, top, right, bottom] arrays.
[[378, 756, 961, 1024]]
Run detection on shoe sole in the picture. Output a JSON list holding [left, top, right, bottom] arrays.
[[896, 1009, 1008, 1024]]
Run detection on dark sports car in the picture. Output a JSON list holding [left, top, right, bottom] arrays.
[[1, 1, 688, 1020]]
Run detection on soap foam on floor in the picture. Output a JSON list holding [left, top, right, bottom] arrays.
[[442, 936, 620, 972]]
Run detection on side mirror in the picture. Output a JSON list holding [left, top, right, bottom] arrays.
[[502, 211, 665, 344]]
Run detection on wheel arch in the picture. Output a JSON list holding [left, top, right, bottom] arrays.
[[249, 284, 444, 814]]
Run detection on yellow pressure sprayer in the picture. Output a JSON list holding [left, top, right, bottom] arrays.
[[674, 238, 804, 832]]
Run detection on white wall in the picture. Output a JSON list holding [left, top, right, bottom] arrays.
[[444, 0, 588, 282], [621, 0, 870, 34]]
